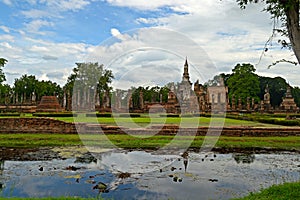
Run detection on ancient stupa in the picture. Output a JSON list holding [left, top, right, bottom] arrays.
[[36, 96, 64, 112], [280, 86, 298, 112]]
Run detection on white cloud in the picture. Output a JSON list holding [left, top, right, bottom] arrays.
[[0, 34, 14, 42], [39, 0, 90, 12], [0, 42, 12, 49], [105, 0, 233, 13], [24, 19, 54, 34], [2, 0, 12, 6], [110, 28, 121, 37], [0, 25, 10, 33], [21, 9, 58, 19]]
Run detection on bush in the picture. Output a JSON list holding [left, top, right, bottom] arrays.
[[181, 114, 194, 117], [159, 114, 180, 117], [0, 113, 20, 117], [33, 112, 77, 117], [86, 113, 112, 117], [119, 113, 141, 118]]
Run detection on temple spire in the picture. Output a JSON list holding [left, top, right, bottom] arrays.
[[182, 57, 191, 84]]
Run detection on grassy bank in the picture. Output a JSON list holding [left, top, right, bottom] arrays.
[[232, 181, 300, 200], [55, 116, 284, 127], [0, 182, 299, 200], [0, 134, 299, 150]]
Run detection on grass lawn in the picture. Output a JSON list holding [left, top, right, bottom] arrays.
[[0, 134, 299, 150], [54, 116, 284, 127], [232, 181, 300, 200], [0, 182, 299, 200]]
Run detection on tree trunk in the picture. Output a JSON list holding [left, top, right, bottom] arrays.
[[285, 1, 300, 64]]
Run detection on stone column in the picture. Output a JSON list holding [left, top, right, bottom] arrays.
[[246, 97, 250, 111], [231, 95, 236, 111], [238, 98, 242, 110], [63, 90, 66, 109], [139, 90, 144, 110]]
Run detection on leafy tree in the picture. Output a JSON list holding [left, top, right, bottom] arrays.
[[258, 76, 288, 107], [13, 75, 38, 103], [13, 75, 62, 103], [204, 73, 231, 86], [292, 86, 300, 107], [227, 63, 260, 104], [64, 62, 114, 107], [0, 58, 7, 84], [237, 0, 300, 64], [35, 80, 63, 101], [0, 84, 12, 104]]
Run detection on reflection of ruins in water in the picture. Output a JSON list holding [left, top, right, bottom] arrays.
[[0, 160, 4, 191], [233, 153, 255, 164], [181, 151, 189, 172]]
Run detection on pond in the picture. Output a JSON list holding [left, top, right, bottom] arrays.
[[0, 147, 299, 199]]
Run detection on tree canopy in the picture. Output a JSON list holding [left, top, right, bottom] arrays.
[[237, 0, 300, 64], [258, 76, 288, 107], [227, 63, 261, 104], [0, 58, 7, 84], [13, 75, 62, 103]]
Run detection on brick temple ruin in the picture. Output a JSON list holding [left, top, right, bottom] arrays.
[[110, 58, 299, 114], [0, 58, 298, 114]]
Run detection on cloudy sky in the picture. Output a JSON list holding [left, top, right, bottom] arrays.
[[0, 0, 299, 88]]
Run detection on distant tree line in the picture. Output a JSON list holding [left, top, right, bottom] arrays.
[[1, 57, 300, 108], [211, 63, 300, 108]]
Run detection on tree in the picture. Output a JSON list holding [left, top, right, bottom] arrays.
[[258, 76, 288, 107], [13, 75, 38, 103], [237, 0, 300, 64], [204, 73, 231, 86], [35, 80, 63, 101], [292, 86, 300, 107], [64, 62, 114, 107], [0, 84, 12, 104], [227, 63, 260, 104], [0, 58, 7, 84]]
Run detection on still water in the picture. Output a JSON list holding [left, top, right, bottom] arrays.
[[0, 147, 299, 199]]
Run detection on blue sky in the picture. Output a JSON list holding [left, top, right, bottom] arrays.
[[0, 0, 299, 88]]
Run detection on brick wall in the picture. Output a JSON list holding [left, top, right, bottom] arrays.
[[0, 118, 300, 136], [0, 118, 77, 134]]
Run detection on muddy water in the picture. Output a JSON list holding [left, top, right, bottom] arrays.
[[0, 147, 299, 199]]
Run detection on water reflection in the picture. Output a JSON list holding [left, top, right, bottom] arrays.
[[0, 148, 299, 200], [233, 153, 255, 164]]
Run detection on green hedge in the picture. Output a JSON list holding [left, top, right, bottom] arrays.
[[86, 113, 112, 117], [33, 113, 77, 117], [119, 113, 141, 118], [0, 113, 21, 116], [159, 114, 180, 117], [226, 114, 300, 126]]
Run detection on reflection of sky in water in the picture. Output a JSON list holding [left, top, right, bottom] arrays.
[[100, 150, 179, 173], [0, 151, 299, 199]]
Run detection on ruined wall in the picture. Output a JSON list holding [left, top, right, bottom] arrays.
[[0, 118, 300, 136], [0, 118, 77, 133]]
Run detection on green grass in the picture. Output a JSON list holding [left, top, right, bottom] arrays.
[[54, 116, 283, 127], [0, 198, 105, 200], [0, 134, 299, 150], [232, 181, 300, 200]]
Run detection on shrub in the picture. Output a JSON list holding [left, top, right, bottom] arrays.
[[159, 114, 180, 118], [86, 113, 112, 117], [119, 113, 141, 118], [0, 113, 20, 117], [181, 114, 194, 118], [33, 112, 77, 117]]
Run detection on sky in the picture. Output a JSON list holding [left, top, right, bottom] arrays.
[[0, 0, 299, 89]]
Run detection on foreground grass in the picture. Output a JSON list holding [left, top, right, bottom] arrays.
[[0, 182, 299, 200], [54, 116, 284, 128], [0, 134, 299, 150], [232, 181, 300, 200], [0, 198, 104, 200]]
